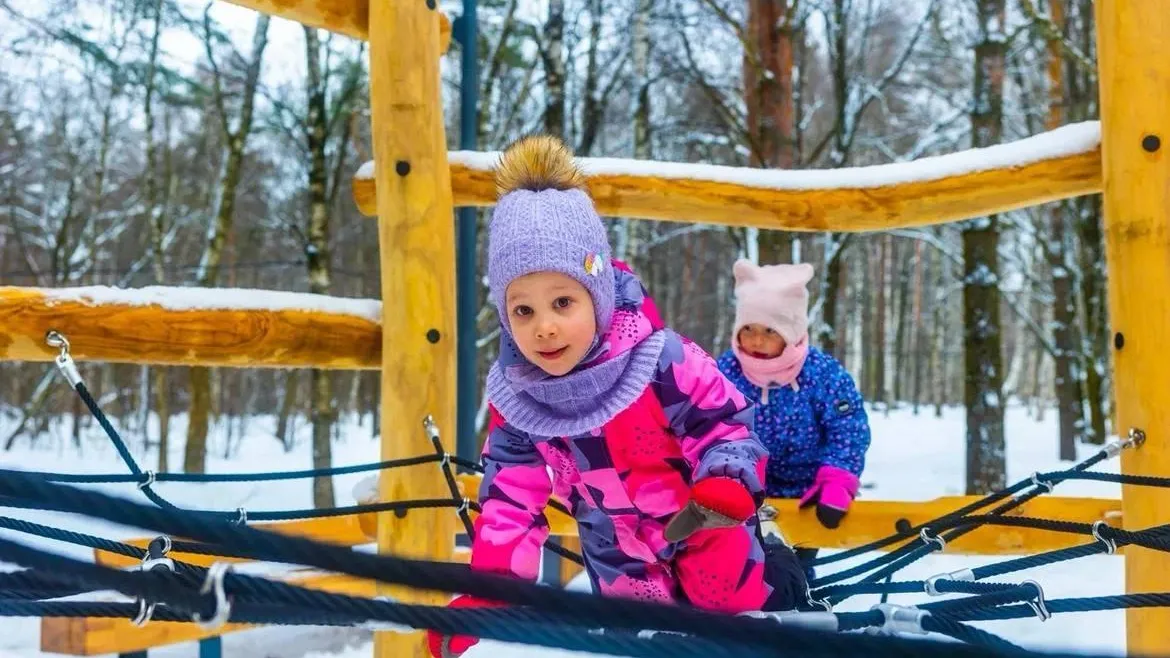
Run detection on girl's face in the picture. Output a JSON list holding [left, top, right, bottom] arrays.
[[737, 323, 786, 359], [506, 271, 597, 376]]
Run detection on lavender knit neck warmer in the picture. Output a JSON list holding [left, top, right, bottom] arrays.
[[487, 267, 665, 437]]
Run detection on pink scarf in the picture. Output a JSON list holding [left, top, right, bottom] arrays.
[[732, 333, 809, 403]]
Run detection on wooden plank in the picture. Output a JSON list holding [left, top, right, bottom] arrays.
[[0, 286, 381, 369], [40, 571, 379, 655], [217, 0, 451, 52], [1094, 1, 1170, 653], [94, 516, 370, 569], [367, 0, 457, 653], [455, 473, 1121, 555], [351, 130, 1102, 232]]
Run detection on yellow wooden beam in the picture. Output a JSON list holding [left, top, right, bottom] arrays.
[[217, 0, 451, 52], [368, 0, 457, 653], [451, 473, 1120, 555], [351, 125, 1101, 232], [1094, 1, 1170, 653], [0, 286, 381, 369], [40, 571, 378, 655], [93, 515, 371, 569]]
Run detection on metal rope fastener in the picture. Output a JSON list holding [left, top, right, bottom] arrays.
[[1091, 521, 1118, 555], [45, 331, 83, 388], [193, 562, 233, 630], [137, 470, 157, 491], [133, 536, 175, 627], [924, 568, 975, 596], [805, 584, 832, 612], [1106, 428, 1147, 457], [1022, 580, 1051, 621], [867, 604, 930, 637], [1029, 472, 1054, 494], [919, 527, 946, 550]]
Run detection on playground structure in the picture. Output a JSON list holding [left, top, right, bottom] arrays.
[[0, 0, 1167, 656]]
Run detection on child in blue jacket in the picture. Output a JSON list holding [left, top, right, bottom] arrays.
[[716, 259, 871, 573]]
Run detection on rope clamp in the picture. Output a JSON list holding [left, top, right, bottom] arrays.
[[138, 470, 157, 491], [235, 507, 248, 525], [1023, 579, 1051, 621], [920, 527, 946, 550], [422, 415, 440, 441], [140, 535, 174, 573], [867, 603, 929, 636], [193, 562, 233, 630], [45, 331, 83, 387], [134, 536, 175, 627], [456, 497, 470, 514], [740, 610, 840, 633], [805, 584, 832, 612], [440, 452, 451, 470], [1092, 520, 1118, 555], [1030, 472, 1055, 494], [924, 568, 975, 596]]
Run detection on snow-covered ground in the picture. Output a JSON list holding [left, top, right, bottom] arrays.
[[0, 402, 1126, 657]]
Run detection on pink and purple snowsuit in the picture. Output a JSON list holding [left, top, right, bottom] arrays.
[[470, 275, 775, 614]]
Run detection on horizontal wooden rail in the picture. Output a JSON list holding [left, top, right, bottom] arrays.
[[92, 515, 371, 569], [41, 571, 379, 655], [219, 0, 451, 52], [353, 122, 1102, 232], [52, 516, 467, 655], [449, 472, 1122, 556], [0, 286, 382, 369]]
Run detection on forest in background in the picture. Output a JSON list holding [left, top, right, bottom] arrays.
[[0, 0, 1108, 503]]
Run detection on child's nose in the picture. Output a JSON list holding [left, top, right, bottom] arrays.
[[536, 319, 558, 339]]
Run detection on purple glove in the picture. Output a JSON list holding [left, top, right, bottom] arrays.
[[798, 465, 860, 529]]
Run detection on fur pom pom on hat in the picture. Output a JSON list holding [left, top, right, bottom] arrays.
[[732, 259, 814, 344], [487, 135, 615, 335]]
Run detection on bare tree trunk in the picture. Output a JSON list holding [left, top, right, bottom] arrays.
[[143, 0, 171, 473], [276, 371, 299, 450], [911, 240, 928, 414], [931, 231, 949, 418], [893, 241, 912, 405], [305, 26, 335, 508], [542, 0, 565, 137], [745, 0, 796, 264], [874, 237, 889, 407], [863, 241, 879, 400], [617, 0, 653, 273], [964, 0, 1007, 493], [186, 14, 270, 474], [820, 235, 848, 360]]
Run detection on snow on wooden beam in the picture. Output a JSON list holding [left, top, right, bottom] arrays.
[[217, 0, 451, 52], [0, 286, 382, 370], [352, 122, 1103, 232]]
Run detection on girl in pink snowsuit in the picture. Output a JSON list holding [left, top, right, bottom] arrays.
[[428, 136, 803, 657]]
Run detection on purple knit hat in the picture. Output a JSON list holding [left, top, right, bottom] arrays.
[[487, 137, 615, 335]]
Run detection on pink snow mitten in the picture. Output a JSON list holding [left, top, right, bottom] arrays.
[[798, 465, 860, 529]]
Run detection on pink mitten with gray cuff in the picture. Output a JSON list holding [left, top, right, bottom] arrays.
[[798, 465, 860, 529]]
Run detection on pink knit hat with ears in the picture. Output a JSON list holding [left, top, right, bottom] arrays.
[[732, 259, 814, 344]]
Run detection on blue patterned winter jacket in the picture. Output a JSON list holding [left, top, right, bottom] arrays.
[[716, 346, 871, 498]]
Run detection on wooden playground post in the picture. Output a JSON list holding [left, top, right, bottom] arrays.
[[368, 0, 458, 656], [1095, 1, 1170, 654]]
